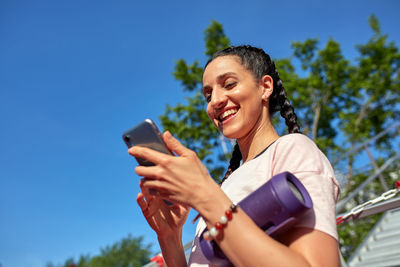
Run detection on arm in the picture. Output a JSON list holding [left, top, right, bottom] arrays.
[[136, 185, 189, 267], [196, 186, 339, 267], [158, 232, 187, 267], [131, 132, 339, 267]]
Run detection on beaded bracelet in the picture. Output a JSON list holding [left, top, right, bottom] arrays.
[[203, 203, 238, 241]]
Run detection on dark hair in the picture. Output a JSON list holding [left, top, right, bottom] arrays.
[[206, 45, 301, 184]]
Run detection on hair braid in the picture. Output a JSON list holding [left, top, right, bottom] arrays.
[[269, 63, 301, 134], [219, 143, 242, 185]]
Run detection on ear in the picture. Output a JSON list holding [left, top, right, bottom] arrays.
[[260, 75, 274, 100]]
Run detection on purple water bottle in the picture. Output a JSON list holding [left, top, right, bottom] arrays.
[[199, 172, 313, 266]]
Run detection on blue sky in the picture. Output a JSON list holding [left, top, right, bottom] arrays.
[[1, 0, 399, 266]]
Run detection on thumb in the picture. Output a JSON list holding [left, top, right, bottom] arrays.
[[163, 131, 189, 156]]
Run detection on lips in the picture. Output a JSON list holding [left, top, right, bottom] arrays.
[[218, 108, 238, 122]]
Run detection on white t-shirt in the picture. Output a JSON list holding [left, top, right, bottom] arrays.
[[188, 134, 340, 266]]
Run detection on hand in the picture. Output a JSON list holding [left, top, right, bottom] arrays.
[[136, 181, 190, 238], [129, 131, 217, 208]]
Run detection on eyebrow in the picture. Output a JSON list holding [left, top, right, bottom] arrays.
[[216, 72, 237, 83], [202, 72, 237, 94]]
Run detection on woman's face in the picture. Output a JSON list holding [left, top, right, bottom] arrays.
[[202, 56, 269, 139]]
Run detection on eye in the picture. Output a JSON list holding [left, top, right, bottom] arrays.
[[224, 81, 237, 89], [203, 89, 212, 103]]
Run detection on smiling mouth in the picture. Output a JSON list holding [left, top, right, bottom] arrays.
[[219, 108, 238, 122]]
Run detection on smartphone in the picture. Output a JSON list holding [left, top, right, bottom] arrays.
[[122, 119, 172, 166], [123, 119, 174, 205]]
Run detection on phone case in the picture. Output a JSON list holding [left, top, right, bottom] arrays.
[[122, 119, 171, 166]]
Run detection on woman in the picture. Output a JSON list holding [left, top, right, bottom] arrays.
[[129, 46, 340, 267]]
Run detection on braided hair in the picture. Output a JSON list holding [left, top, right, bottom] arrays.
[[206, 45, 301, 184]]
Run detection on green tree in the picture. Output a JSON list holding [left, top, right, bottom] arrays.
[[333, 16, 400, 257], [46, 255, 91, 267], [287, 38, 351, 155], [278, 15, 399, 260], [90, 235, 151, 267], [46, 235, 152, 267], [339, 14, 400, 178]]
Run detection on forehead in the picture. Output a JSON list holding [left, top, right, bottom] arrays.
[[203, 56, 244, 83]]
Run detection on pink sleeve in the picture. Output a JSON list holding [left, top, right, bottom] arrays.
[[271, 134, 340, 240]]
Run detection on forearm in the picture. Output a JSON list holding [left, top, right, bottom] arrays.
[[214, 209, 312, 267], [195, 185, 338, 267], [158, 232, 187, 267]]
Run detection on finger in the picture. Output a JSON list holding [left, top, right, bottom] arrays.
[[138, 188, 163, 217], [138, 192, 163, 219], [163, 131, 191, 157], [140, 179, 156, 202], [136, 192, 148, 211], [128, 146, 170, 166], [141, 179, 180, 205], [141, 178, 169, 193], [172, 204, 191, 221], [135, 165, 161, 180]]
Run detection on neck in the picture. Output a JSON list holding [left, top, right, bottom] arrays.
[[237, 116, 279, 163]]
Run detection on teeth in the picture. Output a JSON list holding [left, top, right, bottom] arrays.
[[219, 109, 238, 121]]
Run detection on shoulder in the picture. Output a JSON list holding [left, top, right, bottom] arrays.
[[271, 133, 332, 175], [275, 133, 317, 150], [273, 133, 322, 162], [272, 134, 341, 240]]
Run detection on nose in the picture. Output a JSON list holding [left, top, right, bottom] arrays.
[[210, 88, 228, 110]]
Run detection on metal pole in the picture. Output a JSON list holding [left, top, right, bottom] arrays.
[[364, 145, 389, 191], [333, 122, 400, 165], [336, 152, 400, 212]]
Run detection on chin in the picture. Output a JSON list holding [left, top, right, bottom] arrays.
[[219, 124, 246, 140], [220, 132, 236, 140]]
